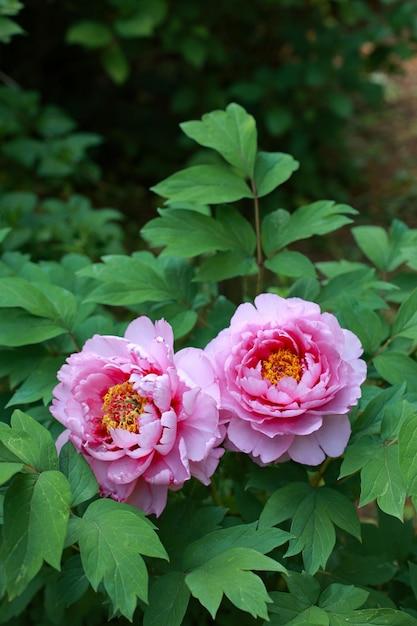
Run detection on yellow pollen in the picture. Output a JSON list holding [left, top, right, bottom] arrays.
[[261, 349, 302, 384], [101, 381, 145, 433]]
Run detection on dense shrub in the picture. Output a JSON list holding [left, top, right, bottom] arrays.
[[1, 103, 417, 624]]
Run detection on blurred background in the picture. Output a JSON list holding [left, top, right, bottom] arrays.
[[1, 0, 417, 259]]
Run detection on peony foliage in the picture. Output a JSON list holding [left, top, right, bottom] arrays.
[[1, 104, 417, 625]]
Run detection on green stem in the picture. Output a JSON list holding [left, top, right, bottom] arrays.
[[310, 457, 332, 488], [251, 179, 263, 295]]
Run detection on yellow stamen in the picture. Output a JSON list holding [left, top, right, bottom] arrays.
[[101, 381, 145, 433], [261, 349, 302, 385]]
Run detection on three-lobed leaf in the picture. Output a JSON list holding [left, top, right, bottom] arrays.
[[77, 498, 167, 620]]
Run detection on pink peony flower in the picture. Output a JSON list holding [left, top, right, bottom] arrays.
[[206, 294, 366, 466], [51, 317, 224, 516]]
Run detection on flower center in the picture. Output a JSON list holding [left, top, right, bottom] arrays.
[[261, 349, 302, 384], [101, 381, 145, 433]]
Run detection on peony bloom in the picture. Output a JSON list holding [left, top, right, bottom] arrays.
[[206, 294, 366, 466], [51, 317, 223, 516]]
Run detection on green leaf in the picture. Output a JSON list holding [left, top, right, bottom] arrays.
[[0, 410, 58, 472], [352, 226, 390, 271], [182, 523, 291, 571], [399, 410, 417, 495], [259, 482, 311, 528], [59, 442, 98, 507], [0, 310, 67, 347], [0, 16, 23, 43], [115, 0, 166, 38], [83, 254, 178, 306], [151, 164, 253, 204], [333, 609, 417, 625], [0, 228, 11, 243], [195, 251, 257, 281], [261, 485, 360, 574], [254, 152, 299, 197], [320, 268, 392, 312], [66, 20, 113, 48], [142, 208, 255, 258], [0, 277, 57, 318], [285, 571, 321, 605], [336, 300, 386, 354], [359, 443, 406, 520], [0, 462, 23, 485], [374, 352, 417, 392], [180, 103, 257, 177], [262, 202, 356, 256], [78, 498, 167, 620], [318, 584, 369, 612], [144, 572, 190, 626], [265, 250, 316, 278], [185, 547, 285, 620], [392, 287, 417, 339], [102, 44, 129, 84], [1, 471, 71, 598], [6, 356, 64, 407]]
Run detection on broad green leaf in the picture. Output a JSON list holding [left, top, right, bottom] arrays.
[[168, 309, 198, 339], [290, 606, 329, 625], [0, 228, 11, 243], [261, 484, 360, 573], [336, 300, 386, 354], [259, 482, 311, 528], [399, 411, 417, 495], [254, 151, 299, 197], [374, 352, 417, 392], [0, 16, 23, 43], [267, 590, 311, 625], [6, 356, 64, 407], [66, 20, 113, 48], [352, 221, 414, 273], [392, 287, 417, 339], [185, 547, 285, 620], [144, 572, 190, 626], [83, 254, 178, 306], [180, 103, 257, 177], [0, 310, 67, 347], [352, 226, 390, 271], [0, 462, 23, 485], [102, 44, 129, 84], [265, 250, 316, 278], [151, 164, 253, 204], [262, 202, 356, 256], [0, 277, 56, 318], [320, 268, 393, 312], [142, 208, 255, 258], [59, 442, 98, 507], [78, 498, 167, 620], [1, 471, 71, 598], [0, 410, 58, 471], [359, 443, 406, 520], [182, 523, 291, 571], [319, 584, 369, 612], [195, 251, 257, 281], [332, 609, 417, 625], [285, 571, 321, 605], [115, 0, 167, 38]]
